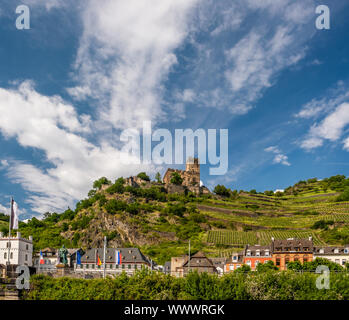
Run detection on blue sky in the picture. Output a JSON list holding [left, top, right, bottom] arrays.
[[0, 0, 349, 219]]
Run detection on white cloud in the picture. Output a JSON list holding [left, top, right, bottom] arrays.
[[22, 0, 67, 11], [70, 0, 199, 130], [265, 145, 291, 166], [0, 203, 9, 215], [343, 137, 349, 151], [0, 160, 9, 168], [273, 154, 291, 166], [296, 83, 349, 119], [0, 82, 157, 214], [225, 25, 306, 106], [301, 103, 349, 150]]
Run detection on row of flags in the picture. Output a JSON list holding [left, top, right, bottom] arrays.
[[95, 249, 122, 266], [38, 249, 123, 266]]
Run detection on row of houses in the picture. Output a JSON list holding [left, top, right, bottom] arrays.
[[165, 237, 349, 275], [226, 237, 349, 272], [1, 233, 349, 278]]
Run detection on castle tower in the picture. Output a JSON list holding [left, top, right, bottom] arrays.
[[184, 157, 200, 186]]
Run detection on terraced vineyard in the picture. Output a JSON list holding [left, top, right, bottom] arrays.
[[200, 179, 349, 252], [207, 230, 325, 246], [207, 231, 257, 245]]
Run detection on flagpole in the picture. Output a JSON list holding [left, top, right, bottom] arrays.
[[103, 236, 107, 279], [7, 197, 12, 265]]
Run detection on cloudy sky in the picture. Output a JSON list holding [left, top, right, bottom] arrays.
[[0, 0, 349, 219]]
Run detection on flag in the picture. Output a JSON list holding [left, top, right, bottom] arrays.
[[116, 250, 122, 265], [10, 198, 18, 230], [96, 251, 102, 266], [77, 250, 81, 265], [39, 250, 45, 265]]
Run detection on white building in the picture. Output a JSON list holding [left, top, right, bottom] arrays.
[[314, 246, 349, 267], [0, 232, 33, 266]]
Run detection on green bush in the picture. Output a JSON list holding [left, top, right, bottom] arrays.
[[213, 185, 231, 197], [336, 187, 349, 202], [137, 172, 150, 181], [170, 172, 183, 185], [93, 177, 111, 190]]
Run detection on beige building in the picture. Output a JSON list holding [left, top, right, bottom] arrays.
[[314, 246, 349, 267]]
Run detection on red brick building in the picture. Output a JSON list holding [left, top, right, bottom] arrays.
[[243, 245, 272, 270]]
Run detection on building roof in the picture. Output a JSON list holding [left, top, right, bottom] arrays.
[[245, 245, 271, 257], [227, 252, 244, 264], [314, 246, 349, 255], [210, 257, 227, 266], [272, 238, 314, 252], [81, 248, 151, 265], [182, 251, 216, 269]]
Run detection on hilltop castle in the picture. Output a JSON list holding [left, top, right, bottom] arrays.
[[163, 158, 210, 195], [124, 158, 210, 195]]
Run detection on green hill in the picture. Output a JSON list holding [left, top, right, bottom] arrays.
[[9, 175, 349, 264]]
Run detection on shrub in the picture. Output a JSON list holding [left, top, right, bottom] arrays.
[[170, 172, 183, 185], [93, 177, 111, 190], [213, 185, 231, 197], [336, 187, 349, 202], [137, 172, 150, 181]]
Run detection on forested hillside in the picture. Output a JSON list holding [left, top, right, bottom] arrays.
[[1, 174, 349, 264]]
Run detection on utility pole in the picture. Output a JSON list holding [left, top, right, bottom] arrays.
[[103, 236, 107, 279]]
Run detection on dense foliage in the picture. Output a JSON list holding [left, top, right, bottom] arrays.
[[25, 269, 349, 300], [170, 172, 183, 185]]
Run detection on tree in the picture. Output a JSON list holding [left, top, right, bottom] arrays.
[[336, 187, 349, 202], [155, 172, 162, 183], [170, 172, 183, 185], [249, 189, 257, 194], [234, 264, 251, 273], [213, 185, 231, 197], [93, 177, 111, 190], [256, 260, 278, 272], [137, 172, 150, 181]]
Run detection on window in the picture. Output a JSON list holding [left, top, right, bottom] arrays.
[[122, 264, 125, 269], [342, 260, 346, 266], [92, 264, 95, 269], [116, 265, 119, 269], [255, 260, 260, 266], [10, 253, 13, 259], [276, 258, 281, 266], [246, 250, 251, 256], [335, 259, 340, 264], [233, 255, 238, 261], [294, 256, 299, 262], [265, 251, 269, 256], [25, 254, 28, 261], [334, 249, 339, 254], [256, 250, 260, 257], [26, 244, 29, 250], [86, 264, 89, 269], [4, 253, 7, 259], [128, 265, 131, 269], [303, 257, 308, 263], [285, 256, 290, 265], [110, 264, 113, 269], [319, 249, 324, 254]]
